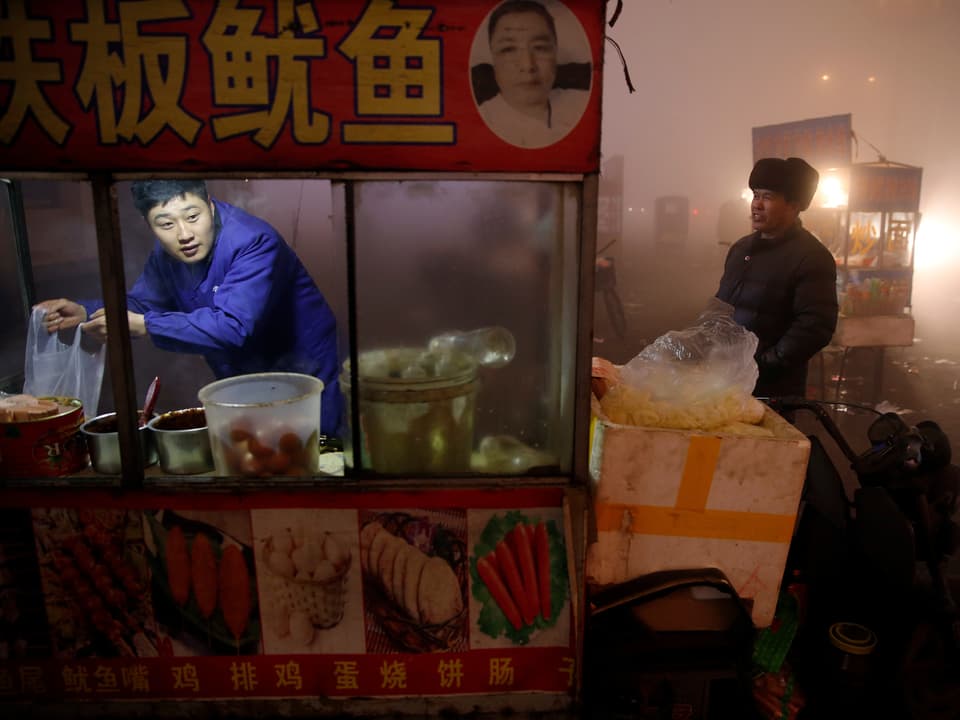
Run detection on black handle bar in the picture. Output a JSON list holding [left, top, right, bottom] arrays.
[[765, 396, 863, 467]]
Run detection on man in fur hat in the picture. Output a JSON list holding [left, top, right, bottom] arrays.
[[716, 157, 839, 399]]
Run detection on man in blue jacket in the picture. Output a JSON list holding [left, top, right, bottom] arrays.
[[36, 179, 343, 435], [716, 157, 838, 399]]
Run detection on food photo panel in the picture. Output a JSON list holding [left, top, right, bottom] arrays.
[[467, 508, 570, 649], [358, 509, 468, 654], [142, 509, 261, 656], [251, 508, 362, 654], [32, 507, 159, 658]]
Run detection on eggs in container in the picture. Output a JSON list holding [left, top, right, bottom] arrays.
[[198, 372, 324, 478], [259, 525, 352, 643], [262, 527, 351, 581]]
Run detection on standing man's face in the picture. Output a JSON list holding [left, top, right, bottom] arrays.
[[147, 192, 217, 264], [490, 10, 558, 117], [750, 189, 799, 238]]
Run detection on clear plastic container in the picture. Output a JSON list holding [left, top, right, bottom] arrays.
[[341, 347, 478, 474], [427, 326, 516, 368], [198, 372, 324, 477]]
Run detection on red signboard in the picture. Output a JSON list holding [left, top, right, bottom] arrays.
[[0, 486, 576, 701], [0, 649, 575, 699], [0, 0, 604, 173]]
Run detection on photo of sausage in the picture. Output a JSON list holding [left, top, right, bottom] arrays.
[[468, 509, 570, 649], [143, 510, 260, 656]]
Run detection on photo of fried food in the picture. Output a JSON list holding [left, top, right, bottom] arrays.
[[359, 510, 467, 653]]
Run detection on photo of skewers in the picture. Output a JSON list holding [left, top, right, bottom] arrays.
[[31, 508, 160, 658]]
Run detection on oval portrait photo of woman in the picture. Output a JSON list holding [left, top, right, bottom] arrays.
[[470, 0, 593, 150]]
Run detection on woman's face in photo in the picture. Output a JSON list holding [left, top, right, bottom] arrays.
[[489, 10, 558, 114]]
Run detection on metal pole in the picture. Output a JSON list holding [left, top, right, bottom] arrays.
[[90, 174, 144, 486]]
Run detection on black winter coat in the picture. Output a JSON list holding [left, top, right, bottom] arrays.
[[716, 221, 838, 398]]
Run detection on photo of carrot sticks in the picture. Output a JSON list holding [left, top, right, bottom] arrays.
[[534, 521, 552, 621], [508, 523, 541, 621], [494, 539, 534, 625], [471, 511, 568, 644], [477, 553, 523, 631]]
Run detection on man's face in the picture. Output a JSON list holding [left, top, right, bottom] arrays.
[[146, 192, 216, 264], [750, 189, 799, 238], [490, 10, 558, 115]]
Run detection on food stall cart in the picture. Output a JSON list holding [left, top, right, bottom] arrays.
[[750, 113, 921, 400], [822, 160, 920, 400], [0, 1, 605, 717]]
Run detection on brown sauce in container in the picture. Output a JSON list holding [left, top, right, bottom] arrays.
[[153, 408, 206, 431], [85, 415, 119, 434]]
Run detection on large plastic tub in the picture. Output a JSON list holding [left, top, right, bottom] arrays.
[[341, 347, 478, 474], [198, 372, 323, 477]]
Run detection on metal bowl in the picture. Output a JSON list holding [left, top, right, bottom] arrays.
[[80, 411, 157, 474], [147, 407, 213, 475]]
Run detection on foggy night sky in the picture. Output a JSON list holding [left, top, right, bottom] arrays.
[[599, 0, 960, 353]]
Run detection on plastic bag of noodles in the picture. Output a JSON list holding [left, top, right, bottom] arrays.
[[600, 298, 766, 430]]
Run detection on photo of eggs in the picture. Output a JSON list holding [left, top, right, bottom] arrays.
[[251, 509, 363, 654]]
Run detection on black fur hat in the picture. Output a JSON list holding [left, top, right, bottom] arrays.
[[749, 157, 820, 210]]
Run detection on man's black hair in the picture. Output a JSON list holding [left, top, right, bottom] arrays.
[[131, 179, 209, 218], [488, 0, 557, 45]]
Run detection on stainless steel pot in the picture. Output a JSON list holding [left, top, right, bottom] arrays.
[[80, 411, 157, 474], [147, 407, 213, 475]]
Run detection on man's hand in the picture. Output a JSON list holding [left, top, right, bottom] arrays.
[[82, 309, 147, 342], [33, 299, 87, 333]]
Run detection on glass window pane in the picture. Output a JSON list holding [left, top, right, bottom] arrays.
[[348, 180, 579, 475], [2, 180, 102, 480], [113, 178, 348, 479], [0, 182, 29, 394]]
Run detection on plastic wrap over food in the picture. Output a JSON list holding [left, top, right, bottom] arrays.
[[600, 299, 767, 431]]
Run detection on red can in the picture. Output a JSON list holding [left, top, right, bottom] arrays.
[[0, 397, 89, 477]]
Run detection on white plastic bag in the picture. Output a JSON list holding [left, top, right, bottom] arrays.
[[601, 299, 765, 430], [621, 297, 759, 403], [23, 307, 105, 417]]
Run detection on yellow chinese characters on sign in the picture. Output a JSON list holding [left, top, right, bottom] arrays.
[[0, 2, 69, 144], [437, 658, 463, 689], [203, 0, 329, 148], [19, 666, 46, 694], [229, 661, 258, 693], [339, 0, 454, 144], [62, 665, 90, 694], [334, 660, 360, 691], [380, 659, 406, 690], [274, 660, 303, 691], [489, 657, 515, 687], [93, 665, 120, 692], [171, 663, 200, 693], [69, 0, 202, 144]]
